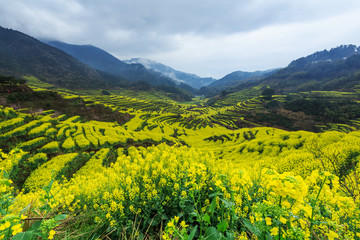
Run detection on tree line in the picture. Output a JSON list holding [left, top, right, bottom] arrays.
[[0, 75, 26, 85]]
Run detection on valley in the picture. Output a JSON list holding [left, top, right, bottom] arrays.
[[0, 26, 360, 240]]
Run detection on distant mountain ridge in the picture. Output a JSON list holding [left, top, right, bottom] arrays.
[[207, 69, 278, 89], [259, 44, 360, 93], [125, 58, 216, 89], [201, 44, 360, 98], [0, 26, 125, 89], [289, 44, 360, 69], [44, 41, 179, 87]]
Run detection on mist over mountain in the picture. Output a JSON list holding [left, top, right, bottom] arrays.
[[44, 40, 179, 87], [125, 58, 216, 89]]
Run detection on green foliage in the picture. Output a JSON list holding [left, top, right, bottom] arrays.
[[284, 98, 360, 123], [101, 89, 111, 95], [261, 88, 275, 100], [0, 75, 26, 85], [1, 88, 360, 239], [40, 141, 60, 154]]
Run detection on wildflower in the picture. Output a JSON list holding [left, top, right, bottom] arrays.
[[0, 223, 6, 231], [328, 230, 338, 240], [265, 217, 272, 226], [48, 230, 56, 239], [4, 222, 10, 228], [180, 221, 188, 228], [279, 216, 287, 224], [11, 224, 22, 235], [94, 216, 101, 223], [270, 227, 278, 236], [167, 221, 174, 228]]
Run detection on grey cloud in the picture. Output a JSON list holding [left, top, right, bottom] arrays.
[[1, 0, 360, 77]]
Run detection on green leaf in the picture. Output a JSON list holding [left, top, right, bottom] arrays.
[[187, 225, 198, 240], [27, 220, 41, 231], [242, 218, 262, 238], [204, 227, 220, 240], [265, 232, 273, 240], [20, 204, 31, 215], [209, 192, 222, 198], [54, 214, 67, 221], [225, 231, 235, 240], [217, 220, 228, 232], [220, 198, 235, 209], [2, 170, 10, 179], [203, 213, 211, 225], [209, 196, 217, 213], [190, 211, 200, 219], [12, 232, 34, 240]]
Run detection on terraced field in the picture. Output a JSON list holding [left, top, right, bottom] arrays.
[[1, 87, 360, 239]]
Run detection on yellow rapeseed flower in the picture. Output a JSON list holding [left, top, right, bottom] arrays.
[[265, 217, 272, 226], [328, 230, 338, 240], [279, 216, 287, 224], [11, 223, 22, 236], [4, 222, 10, 228], [48, 230, 56, 239], [167, 221, 174, 228], [270, 227, 278, 236], [180, 221, 188, 228]]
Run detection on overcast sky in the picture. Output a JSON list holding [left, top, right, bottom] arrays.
[[1, 0, 360, 78]]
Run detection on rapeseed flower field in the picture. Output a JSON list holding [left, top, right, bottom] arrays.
[[0, 104, 360, 239]]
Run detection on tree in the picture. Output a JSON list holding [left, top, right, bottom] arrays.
[[101, 89, 111, 95], [262, 88, 275, 100]]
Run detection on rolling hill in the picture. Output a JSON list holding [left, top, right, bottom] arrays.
[[0, 26, 127, 89]]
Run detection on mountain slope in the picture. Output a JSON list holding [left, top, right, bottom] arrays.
[[125, 58, 216, 88], [289, 44, 360, 69], [45, 41, 178, 86], [208, 69, 277, 89], [0, 26, 126, 89], [264, 45, 360, 93]]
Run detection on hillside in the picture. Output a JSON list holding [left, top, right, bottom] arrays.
[[1, 25, 360, 239], [208, 69, 276, 88], [0, 26, 128, 89], [198, 69, 278, 97], [262, 45, 360, 93], [1, 86, 360, 239], [125, 58, 216, 88], [45, 41, 180, 87]]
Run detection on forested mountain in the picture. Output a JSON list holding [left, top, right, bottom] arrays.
[[208, 69, 277, 89], [125, 58, 216, 88], [263, 46, 360, 93], [289, 44, 360, 67], [45, 41, 180, 87], [1, 25, 360, 240], [0, 26, 126, 89], [203, 45, 360, 98]]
